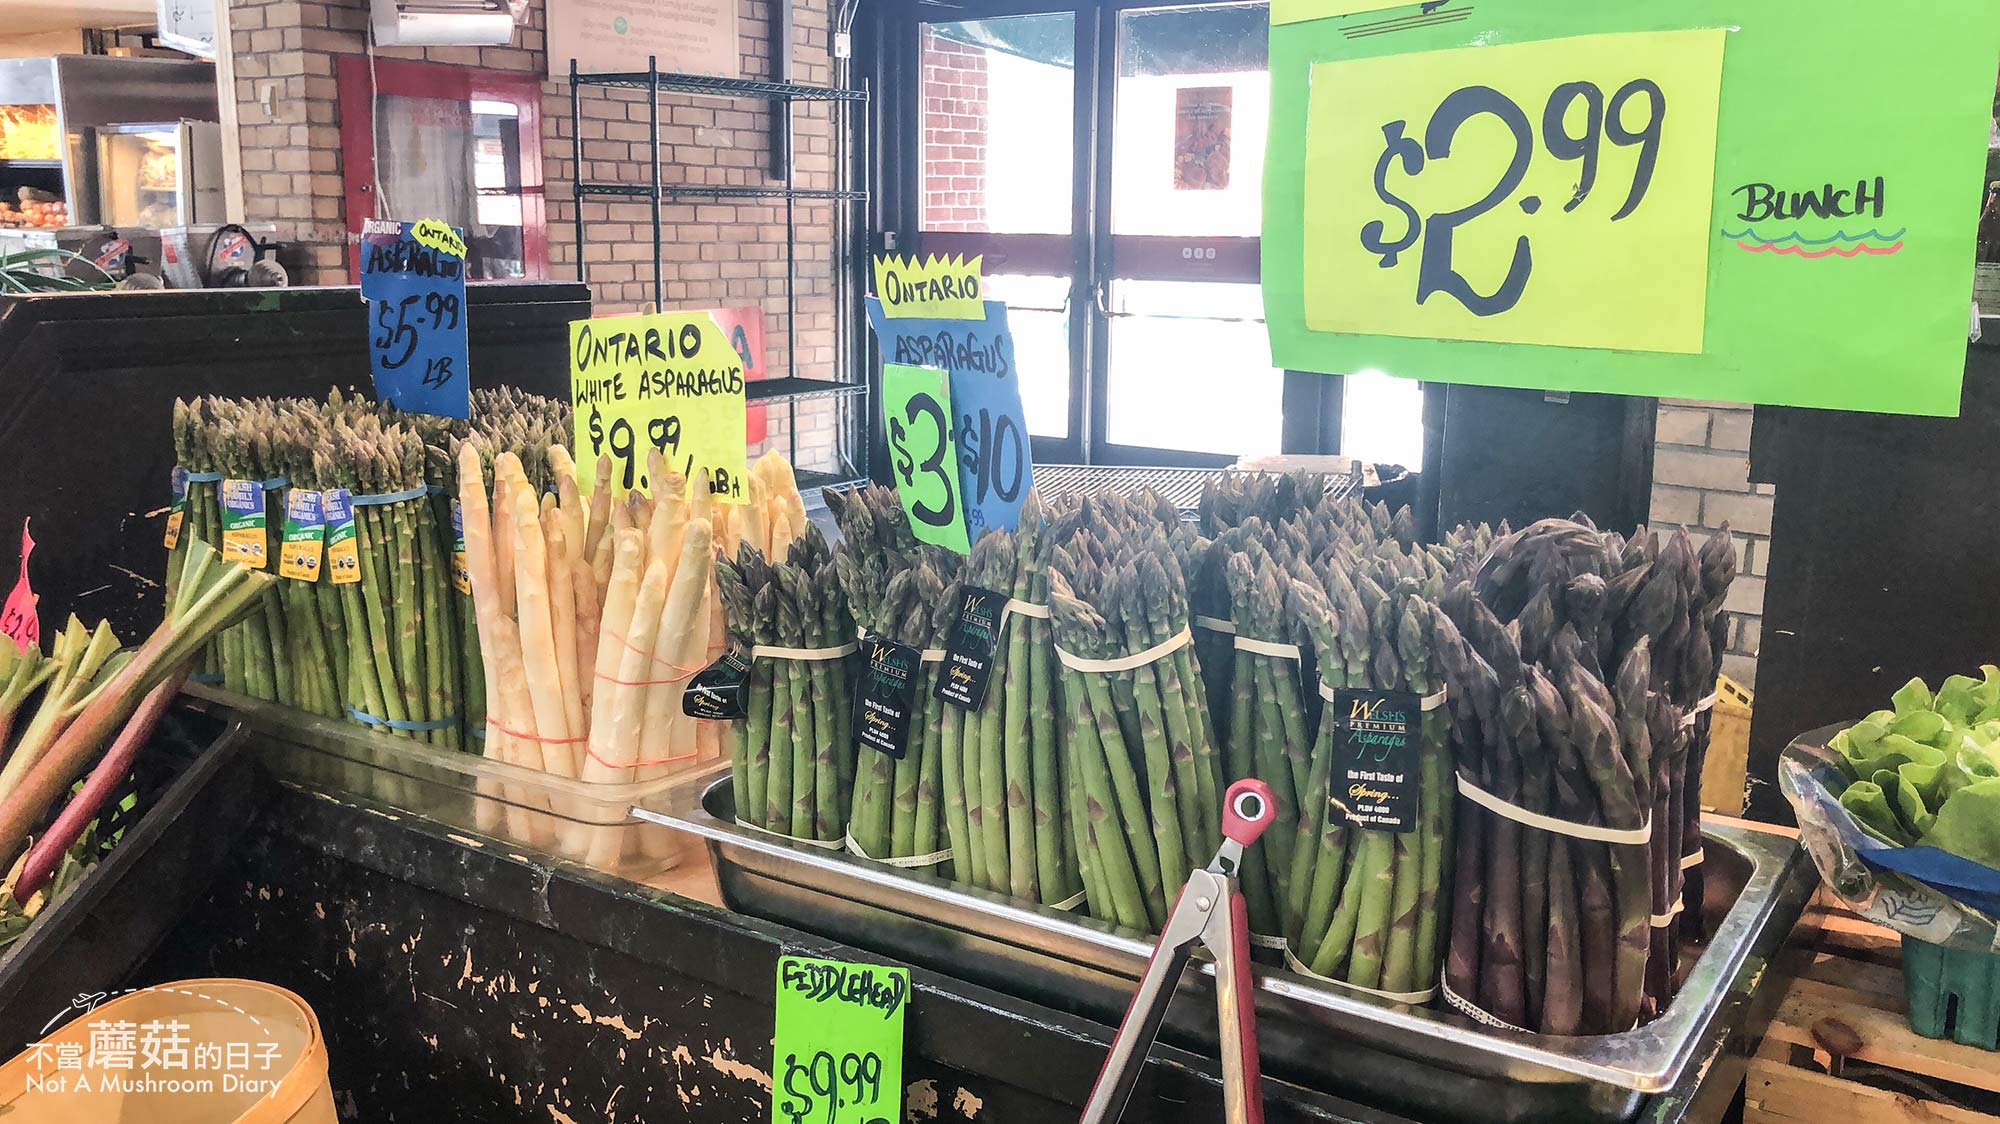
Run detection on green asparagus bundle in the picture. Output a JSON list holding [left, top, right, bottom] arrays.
[[170, 390, 572, 750], [1047, 492, 1221, 930], [716, 529, 857, 846]]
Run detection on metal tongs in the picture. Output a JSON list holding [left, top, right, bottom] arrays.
[[1082, 778, 1277, 1124]]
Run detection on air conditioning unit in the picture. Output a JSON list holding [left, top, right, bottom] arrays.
[[370, 0, 518, 47]]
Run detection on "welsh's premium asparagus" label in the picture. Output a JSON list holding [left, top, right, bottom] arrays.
[[934, 584, 1006, 710], [164, 466, 188, 550], [277, 488, 326, 582], [1328, 687, 1418, 832], [683, 651, 751, 720], [219, 478, 268, 569], [323, 488, 360, 585], [854, 635, 921, 760]]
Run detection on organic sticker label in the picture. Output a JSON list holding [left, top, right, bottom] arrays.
[[683, 651, 752, 720], [323, 488, 360, 585], [1328, 687, 1419, 832], [164, 466, 189, 550], [277, 489, 326, 582], [852, 635, 921, 760], [933, 584, 1006, 710], [219, 478, 268, 569], [450, 498, 470, 595]]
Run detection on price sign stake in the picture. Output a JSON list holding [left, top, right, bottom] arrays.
[[772, 955, 908, 1124], [361, 218, 470, 419], [880, 363, 971, 554], [1302, 29, 1726, 355], [569, 311, 749, 503]]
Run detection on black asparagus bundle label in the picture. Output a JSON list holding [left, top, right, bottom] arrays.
[[855, 635, 921, 760], [934, 584, 1006, 711], [1329, 688, 1419, 833], [683, 651, 752, 719]]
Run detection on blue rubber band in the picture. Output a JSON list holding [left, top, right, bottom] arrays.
[[190, 672, 225, 685], [260, 475, 289, 491], [184, 471, 224, 483], [344, 705, 460, 732], [426, 484, 449, 495], [470, 727, 487, 740], [349, 484, 430, 507]]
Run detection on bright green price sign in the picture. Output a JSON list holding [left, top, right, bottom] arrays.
[[772, 955, 908, 1124], [881, 363, 972, 555], [1265, 0, 2000, 416]]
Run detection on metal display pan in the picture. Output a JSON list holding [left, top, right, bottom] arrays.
[[640, 772, 1816, 1124]]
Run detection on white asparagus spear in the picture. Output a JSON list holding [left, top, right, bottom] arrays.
[[590, 519, 616, 615], [549, 444, 587, 560], [571, 543, 601, 713], [586, 529, 644, 752], [543, 507, 586, 770], [586, 556, 669, 784], [458, 443, 543, 840], [491, 453, 521, 617], [456, 442, 513, 765], [585, 453, 614, 554], [513, 482, 575, 774], [635, 520, 712, 774], [584, 555, 670, 868]]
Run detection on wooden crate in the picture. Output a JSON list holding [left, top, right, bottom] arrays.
[[1745, 905, 2000, 1124]]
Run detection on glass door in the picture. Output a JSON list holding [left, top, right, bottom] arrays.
[[913, 11, 1085, 465], [1095, 2, 1274, 465], [900, 0, 1424, 468]]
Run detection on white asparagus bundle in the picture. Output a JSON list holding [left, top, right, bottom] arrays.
[[458, 440, 814, 867]]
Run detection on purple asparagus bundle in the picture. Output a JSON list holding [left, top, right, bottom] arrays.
[[1437, 517, 1734, 1034]]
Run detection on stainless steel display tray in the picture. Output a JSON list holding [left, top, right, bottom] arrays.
[[640, 770, 1817, 1124]]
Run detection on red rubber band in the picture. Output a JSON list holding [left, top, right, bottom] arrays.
[[592, 659, 704, 688], [483, 717, 589, 744], [583, 743, 701, 770]]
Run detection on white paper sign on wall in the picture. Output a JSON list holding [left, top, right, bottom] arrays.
[[546, 0, 742, 78], [156, 0, 216, 58]]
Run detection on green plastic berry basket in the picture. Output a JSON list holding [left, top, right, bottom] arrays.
[[1902, 935, 2000, 1050]]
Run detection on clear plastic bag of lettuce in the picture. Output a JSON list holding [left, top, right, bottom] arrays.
[[1780, 669, 2000, 954]]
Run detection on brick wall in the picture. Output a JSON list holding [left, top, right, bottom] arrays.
[[919, 32, 987, 232], [1648, 400, 1771, 687], [225, 0, 847, 473]]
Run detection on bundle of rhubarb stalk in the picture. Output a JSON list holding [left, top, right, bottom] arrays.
[[0, 538, 272, 934], [1435, 517, 1734, 1034]]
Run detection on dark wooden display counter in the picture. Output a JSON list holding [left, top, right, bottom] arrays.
[[139, 770, 1418, 1123]]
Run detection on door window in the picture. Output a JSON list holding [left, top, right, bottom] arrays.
[[338, 58, 547, 282]]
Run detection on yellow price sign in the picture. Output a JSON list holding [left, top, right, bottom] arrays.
[[1303, 30, 1726, 355], [871, 254, 985, 320], [569, 312, 749, 504]]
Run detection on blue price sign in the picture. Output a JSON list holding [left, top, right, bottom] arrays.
[[864, 298, 1032, 535], [360, 219, 470, 419]]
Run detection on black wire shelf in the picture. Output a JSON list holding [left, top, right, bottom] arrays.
[[568, 71, 866, 103], [747, 377, 869, 403], [575, 182, 868, 202]]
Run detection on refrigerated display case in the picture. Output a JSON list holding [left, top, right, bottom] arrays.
[[95, 120, 223, 228]]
